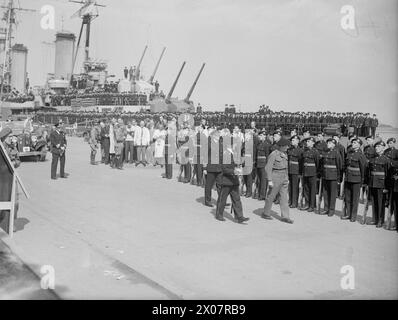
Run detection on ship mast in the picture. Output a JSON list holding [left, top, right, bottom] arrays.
[[70, 0, 105, 78], [0, 0, 35, 98]]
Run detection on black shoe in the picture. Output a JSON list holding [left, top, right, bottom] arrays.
[[261, 213, 273, 220], [258, 197, 265, 201], [236, 217, 249, 223], [341, 216, 350, 220], [376, 223, 382, 228], [51, 177, 57, 180], [91, 162, 98, 165], [281, 217, 294, 224], [328, 212, 334, 217], [307, 207, 314, 212], [319, 210, 328, 215], [300, 206, 309, 211], [216, 216, 226, 221], [204, 202, 214, 208], [60, 176, 67, 179], [350, 218, 356, 222], [367, 221, 376, 225], [290, 205, 297, 209]]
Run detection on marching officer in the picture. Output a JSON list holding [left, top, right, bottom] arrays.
[[341, 138, 367, 222], [367, 141, 390, 227], [262, 138, 293, 224], [242, 130, 255, 198], [255, 129, 272, 200], [204, 128, 223, 207], [215, 148, 249, 223], [387, 148, 398, 232], [319, 138, 343, 216], [191, 127, 205, 186], [164, 122, 176, 179], [50, 122, 67, 180], [299, 137, 320, 212], [288, 135, 303, 208]]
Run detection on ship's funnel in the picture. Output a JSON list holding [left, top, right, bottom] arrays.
[[55, 31, 75, 81], [184, 63, 205, 103], [166, 61, 186, 102]]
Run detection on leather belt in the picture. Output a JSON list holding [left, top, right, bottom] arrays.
[[371, 171, 385, 176], [347, 167, 360, 171], [324, 165, 337, 169], [304, 163, 315, 167], [273, 168, 287, 171]]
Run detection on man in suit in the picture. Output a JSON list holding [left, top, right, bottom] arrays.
[[50, 122, 67, 180]]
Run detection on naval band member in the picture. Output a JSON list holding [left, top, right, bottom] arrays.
[[341, 138, 367, 222], [319, 138, 343, 216], [367, 141, 390, 228], [300, 137, 320, 212], [288, 135, 303, 208]]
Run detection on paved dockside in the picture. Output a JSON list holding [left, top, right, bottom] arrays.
[[1, 136, 397, 299]]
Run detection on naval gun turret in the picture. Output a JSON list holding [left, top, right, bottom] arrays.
[[168, 63, 205, 113], [149, 61, 186, 113]]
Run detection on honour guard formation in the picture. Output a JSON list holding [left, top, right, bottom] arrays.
[[6, 107, 394, 232]]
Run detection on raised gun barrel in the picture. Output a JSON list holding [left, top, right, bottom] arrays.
[[149, 47, 166, 84], [184, 63, 205, 103], [166, 61, 186, 102], [136, 45, 148, 80]]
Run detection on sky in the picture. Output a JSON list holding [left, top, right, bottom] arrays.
[[5, 0, 398, 126]]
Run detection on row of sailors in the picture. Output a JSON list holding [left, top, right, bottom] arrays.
[[33, 111, 379, 137], [161, 125, 397, 229]]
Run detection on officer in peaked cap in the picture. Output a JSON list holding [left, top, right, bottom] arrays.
[[263, 137, 293, 224]]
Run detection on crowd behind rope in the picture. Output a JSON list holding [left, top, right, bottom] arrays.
[[47, 111, 396, 230], [34, 109, 379, 137]]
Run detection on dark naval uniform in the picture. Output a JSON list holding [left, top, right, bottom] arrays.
[[367, 153, 390, 227], [343, 149, 367, 221], [192, 131, 205, 186], [387, 149, 398, 231], [164, 130, 176, 179], [50, 127, 67, 179], [255, 140, 272, 200], [215, 161, 248, 223], [287, 145, 303, 208], [320, 147, 343, 216], [204, 134, 223, 206], [301, 147, 320, 211]]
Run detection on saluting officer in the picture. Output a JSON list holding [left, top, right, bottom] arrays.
[[367, 141, 390, 227], [319, 138, 342, 216], [255, 129, 272, 200], [299, 137, 320, 212], [262, 138, 293, 224], [341, 138, 367, 222], [50, 122, 67, 180], [288, 135, 303, 208]]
